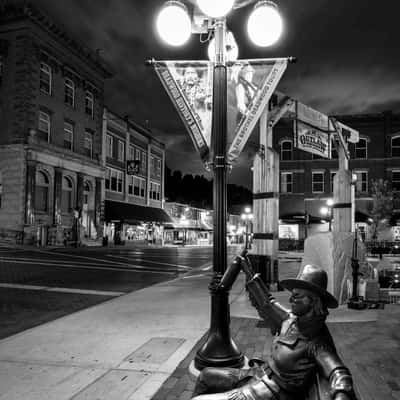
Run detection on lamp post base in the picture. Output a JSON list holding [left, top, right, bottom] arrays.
[[347, 296, 367, 310], [194, 281, 244, 370]]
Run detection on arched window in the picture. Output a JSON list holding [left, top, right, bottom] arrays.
[[280, 140, 292, 160], [355, 138, 367, 159], [61, 176, 73, 213], [392, 136, 400, 157], [35, 171, 49, 212]]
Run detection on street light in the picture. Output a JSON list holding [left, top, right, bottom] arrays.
[[156, 0, 283, 371], [156, 1, 192, 46], [247, 1, 283, 47], [241, 208, 253, 249], [320, 198, 333, 232]]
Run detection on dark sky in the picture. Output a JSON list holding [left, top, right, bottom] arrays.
[[36, 0, 400, 188]]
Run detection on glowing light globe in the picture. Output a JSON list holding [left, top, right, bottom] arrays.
[[156, 1, 192, 46], [207, 31, 238, 62], [247, 1, 283, 47], [197, 0, 235, 18]]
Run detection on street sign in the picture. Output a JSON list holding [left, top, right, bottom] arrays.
[[127, 160, 140, 175]]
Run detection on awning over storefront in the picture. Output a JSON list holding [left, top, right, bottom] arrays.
[[164, 220, 213, 231], [279, 213, 324, 224], [105, 200, 173, 224]]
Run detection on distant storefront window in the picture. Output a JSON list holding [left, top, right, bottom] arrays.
[[64, 78, 75, 107], [0, 170, 2, 208], [312, 171, 324, 193], [392, 171, 400, 191], [84, 131, 93, 158], [61, 177, 73, 213], [355, 138, 367, 159], [280, 172, 293, 193], [40, 62, 52, 94], [280, 140, 292, 160], [150, 181, 161, 200], [35, 171, 49, 212], [85, 91, 94, 117], [128, 176, 146, 197], [354, 170, 368, 193], [106, 168, 123, 193], [392, 136, 400, 157], [38, 111, 51, 142], [63, 122, 74, 150]]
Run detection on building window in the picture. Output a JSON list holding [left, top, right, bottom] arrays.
[[150, 182, 161, 200], [61, 177, 73, 213], [38, 111, 51, 142], [157, 159, 161, 177], [0, 171, 2, 208], [355, 138, 367, 159], [84, 131, 93, 158], [63, 122, 74, 150], [354, 171, 368, 193], [0, 55, 4, 86], [40, 62, 52, 94], [35, 171, 49, 212], [106, 134, 113, 158], [331, 146, 338, 159], [280, 172, 293, 193], [64, 78, 75, 107], [105, 168, 111, 190], [312, 171, 324, 193], [128, 145, 135, 161], [391, 136, 400, 157], [117, 140, 125, 161], [330, 171, 337, 194], [392, 171, 400, 191], [85, 91, 94, 117], [128, 176, 146, 197], [141, 151, 147, 172], [280, 140, 292, 161], [106, 168, 123, 193]]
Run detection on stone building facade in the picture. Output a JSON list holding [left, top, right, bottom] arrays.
[[103, 109, 170, 245], [0, 2, 112, 245]]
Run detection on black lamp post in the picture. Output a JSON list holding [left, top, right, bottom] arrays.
[[155, 0, 283, 370]]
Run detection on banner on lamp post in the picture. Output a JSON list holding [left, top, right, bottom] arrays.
[[153, 60, 213, 163], [227, 58, 288, 163]]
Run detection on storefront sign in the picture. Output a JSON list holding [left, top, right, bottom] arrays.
[[126, 160, 140, 175], [294, 121, 331, 159]]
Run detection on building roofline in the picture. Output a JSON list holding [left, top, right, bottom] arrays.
[[105, 107, 165, 149], [0, 1, 114, 78]]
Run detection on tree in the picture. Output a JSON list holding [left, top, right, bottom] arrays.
[[369, 179, 393, 240]]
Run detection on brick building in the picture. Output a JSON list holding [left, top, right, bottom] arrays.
[[275, 111, 400, 241], [102, 109, 171, 245], [0, 2, 112, 245]]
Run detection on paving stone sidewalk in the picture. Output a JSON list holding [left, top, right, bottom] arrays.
[[151, 308, 400, 400]]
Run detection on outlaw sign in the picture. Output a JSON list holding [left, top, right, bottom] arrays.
[[294, 121, 331, 159]]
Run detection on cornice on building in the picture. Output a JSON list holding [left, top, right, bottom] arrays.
[[0, 1, 113, 78]]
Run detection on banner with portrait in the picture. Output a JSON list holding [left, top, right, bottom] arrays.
[[226, 58, 288, 163], [154, 61, 213, 162]]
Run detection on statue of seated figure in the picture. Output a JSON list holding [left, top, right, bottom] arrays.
[[191, 260, 356, 400]]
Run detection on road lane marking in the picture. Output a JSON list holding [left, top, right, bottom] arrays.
[[0, 283, 124, 296], [106, 255, 191, 270], [0, 258, 177, 275]]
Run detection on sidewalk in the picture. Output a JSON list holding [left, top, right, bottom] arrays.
[[0, 257, 398, 400]]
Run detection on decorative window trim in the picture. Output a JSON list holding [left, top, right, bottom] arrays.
[[280, 139, 293, 161]]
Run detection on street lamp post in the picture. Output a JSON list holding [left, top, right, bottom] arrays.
[[155, 0, 283, 370]]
